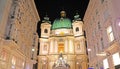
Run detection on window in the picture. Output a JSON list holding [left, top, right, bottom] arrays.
[[76, 27, 79, 32], [112, 52, 120, 66], [103, 59, 109, 69], [98, 22, 101, 29], [96, 9, 98, 15], [101, 0, 104, 4], [107, 26, 114, 42], [44, 29, 48, 33], [101, 38, 104, 50]]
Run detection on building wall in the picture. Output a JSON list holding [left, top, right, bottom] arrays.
[[0, 0, 12, 38], [84, 0, 120, 69], [0, 0, 39, 69]]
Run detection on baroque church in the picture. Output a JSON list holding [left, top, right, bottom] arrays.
[[38, 11, 88, 69]]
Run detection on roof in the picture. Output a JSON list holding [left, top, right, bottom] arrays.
[[52, 18, 72, 30]]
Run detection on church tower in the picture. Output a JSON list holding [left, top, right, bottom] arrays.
[[72, 13, 88, 69], [41, 15, 51, 38], [72, 13, 83, 36], [39, 15, 51, 55]]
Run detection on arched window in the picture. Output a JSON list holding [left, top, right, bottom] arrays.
[[44, 29, 48, 33], [76, 27, 79, 32]]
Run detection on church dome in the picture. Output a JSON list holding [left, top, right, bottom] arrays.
[[52, 11, 72, 30], [52, 18, 72, 30]]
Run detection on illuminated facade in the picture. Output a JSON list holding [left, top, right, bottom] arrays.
[[84, 0, 120, 69], [38, 11, 88, 69], [0, 0, 39, 69]]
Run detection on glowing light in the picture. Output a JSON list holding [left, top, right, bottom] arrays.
[[76, 62, 79, 64], [119, 22, 120, 26], [103, 59, 109, 69], [32, 48, 35, 51], [107, 26, 114, 42], [88, 49, 91, 51], [60, 50, 63, 53], [22, 62, 25, 66], [12, 56, 16, 65], [60, 57, 62, 60], [112, 52, 120, 65]]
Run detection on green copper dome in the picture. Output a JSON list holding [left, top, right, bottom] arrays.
[[52, 18, 72, 30]]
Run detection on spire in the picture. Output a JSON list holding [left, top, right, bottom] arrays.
[[73, 11, 81, 22], [42, 13, 51, 23]]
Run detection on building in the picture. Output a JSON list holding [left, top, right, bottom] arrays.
[[0, 0, 39, 69], [38, 11, 88, 69], [84, 0, 120, 69]]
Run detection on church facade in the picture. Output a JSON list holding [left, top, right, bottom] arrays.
[[38, 11, 88, 69]]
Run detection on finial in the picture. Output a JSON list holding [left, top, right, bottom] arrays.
[[60, 10, 66, 18], [42, 13, 51, 23], [73, 11, 81, 21]]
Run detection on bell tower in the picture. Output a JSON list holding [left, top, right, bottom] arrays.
[[41, 15, 51, 38], [39, 15, 51, 55], [72, 13, 88, 69], [72, 13, 84, 36]]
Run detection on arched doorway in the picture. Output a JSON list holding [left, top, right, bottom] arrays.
[[52, 53, 70, 69]]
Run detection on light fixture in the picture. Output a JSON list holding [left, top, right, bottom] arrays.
[[88, 48, 91, 51], [43, 62, 46, 64], [118, 21, 120, 26], [76, 62, 79, 64], [32, 48, 35, 52]]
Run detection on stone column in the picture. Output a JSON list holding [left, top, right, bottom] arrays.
[[49, 39, 54, 54], [38, 60, 42, 69], [65, 38, 68, 54], [69, 39, 74, 54], [54, 39, 58, 54], [39, 39, 43, 55]]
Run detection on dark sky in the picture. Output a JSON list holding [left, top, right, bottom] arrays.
[[34, 0, 89, 37], [34, 0, 89, 22]]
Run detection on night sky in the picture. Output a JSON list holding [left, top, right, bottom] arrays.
[[34, 0, 89, 37]]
